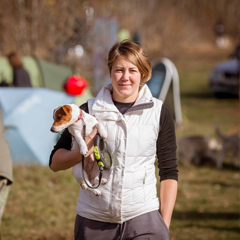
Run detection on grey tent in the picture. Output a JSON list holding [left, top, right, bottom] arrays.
[[0, 55, 93, 104], [0, 56, 74, 91], [147, 58, 182, 126]]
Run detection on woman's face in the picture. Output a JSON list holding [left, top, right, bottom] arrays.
[[110, 56, 141, 103]]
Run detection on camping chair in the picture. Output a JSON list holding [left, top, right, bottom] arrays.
[[147, 58, 182, 126]]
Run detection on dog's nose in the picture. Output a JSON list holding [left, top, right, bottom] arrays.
[[50, 127, 54, 132]]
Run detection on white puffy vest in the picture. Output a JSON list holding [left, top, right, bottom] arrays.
[[76, 84, 163, 223]]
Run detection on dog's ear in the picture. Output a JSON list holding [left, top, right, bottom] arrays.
[[53, 106, 60, 118], [61, 105, 72, 115]]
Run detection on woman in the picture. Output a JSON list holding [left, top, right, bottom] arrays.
[[50, 40, 178, 240]]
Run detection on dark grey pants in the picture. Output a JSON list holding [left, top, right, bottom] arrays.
[[74, 210, 170, 240]]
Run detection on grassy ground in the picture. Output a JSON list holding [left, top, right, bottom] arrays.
[[171, 165, 240, 240], [1, 47, 240, 239]]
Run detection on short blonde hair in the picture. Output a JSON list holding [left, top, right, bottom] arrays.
[[108, 40, 152, 86]]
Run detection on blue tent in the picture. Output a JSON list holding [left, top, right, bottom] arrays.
[[0, 88, 74, 165]]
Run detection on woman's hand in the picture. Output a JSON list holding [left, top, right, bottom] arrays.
[[84, 127, 98, 174], [160, 179, 178, 229]]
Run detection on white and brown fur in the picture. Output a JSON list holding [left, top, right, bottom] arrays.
[[51, 104, 108, 196]]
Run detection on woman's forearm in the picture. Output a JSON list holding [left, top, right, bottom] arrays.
[[160, 179, 178, 228], [50, 148, 82, 172]]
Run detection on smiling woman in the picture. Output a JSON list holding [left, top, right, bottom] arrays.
[[50, 40, 178, 240], [110, 56, 141, 102], [108, 40, 152, 84], [108, 40, 152, 103]]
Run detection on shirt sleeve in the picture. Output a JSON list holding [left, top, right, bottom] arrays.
[[49, 102, 88, 166], [157, 105, 178, 182]]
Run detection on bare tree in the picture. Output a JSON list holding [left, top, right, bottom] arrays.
[[17, 0, 29, 54], [0, 0, 239, 62]]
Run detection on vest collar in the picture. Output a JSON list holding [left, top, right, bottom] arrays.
[[91, 83, 154, 118]]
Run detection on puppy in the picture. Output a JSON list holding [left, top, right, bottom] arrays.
[[177, 136, 220, 167], [215, 126, 240, 169], [51, 104, 108, 196]]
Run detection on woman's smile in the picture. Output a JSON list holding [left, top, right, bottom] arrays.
[[119, 83, 132, 87]]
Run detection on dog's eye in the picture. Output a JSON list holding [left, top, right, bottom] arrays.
[[56, 116, 61, 120]]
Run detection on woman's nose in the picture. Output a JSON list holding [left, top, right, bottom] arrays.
[[122, 70, 129, 80]]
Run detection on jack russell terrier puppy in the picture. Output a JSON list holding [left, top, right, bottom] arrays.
[[51, 103, 108, 196]]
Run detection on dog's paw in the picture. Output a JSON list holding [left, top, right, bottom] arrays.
[[81, 183, 88, 189], [93, 189, 101, 196], [101, 178, 108, 185], [91, 177, 100, 185], [97, 124, 108, 139], [80, 145, 88, 155], [100, 131, 107, 139]]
